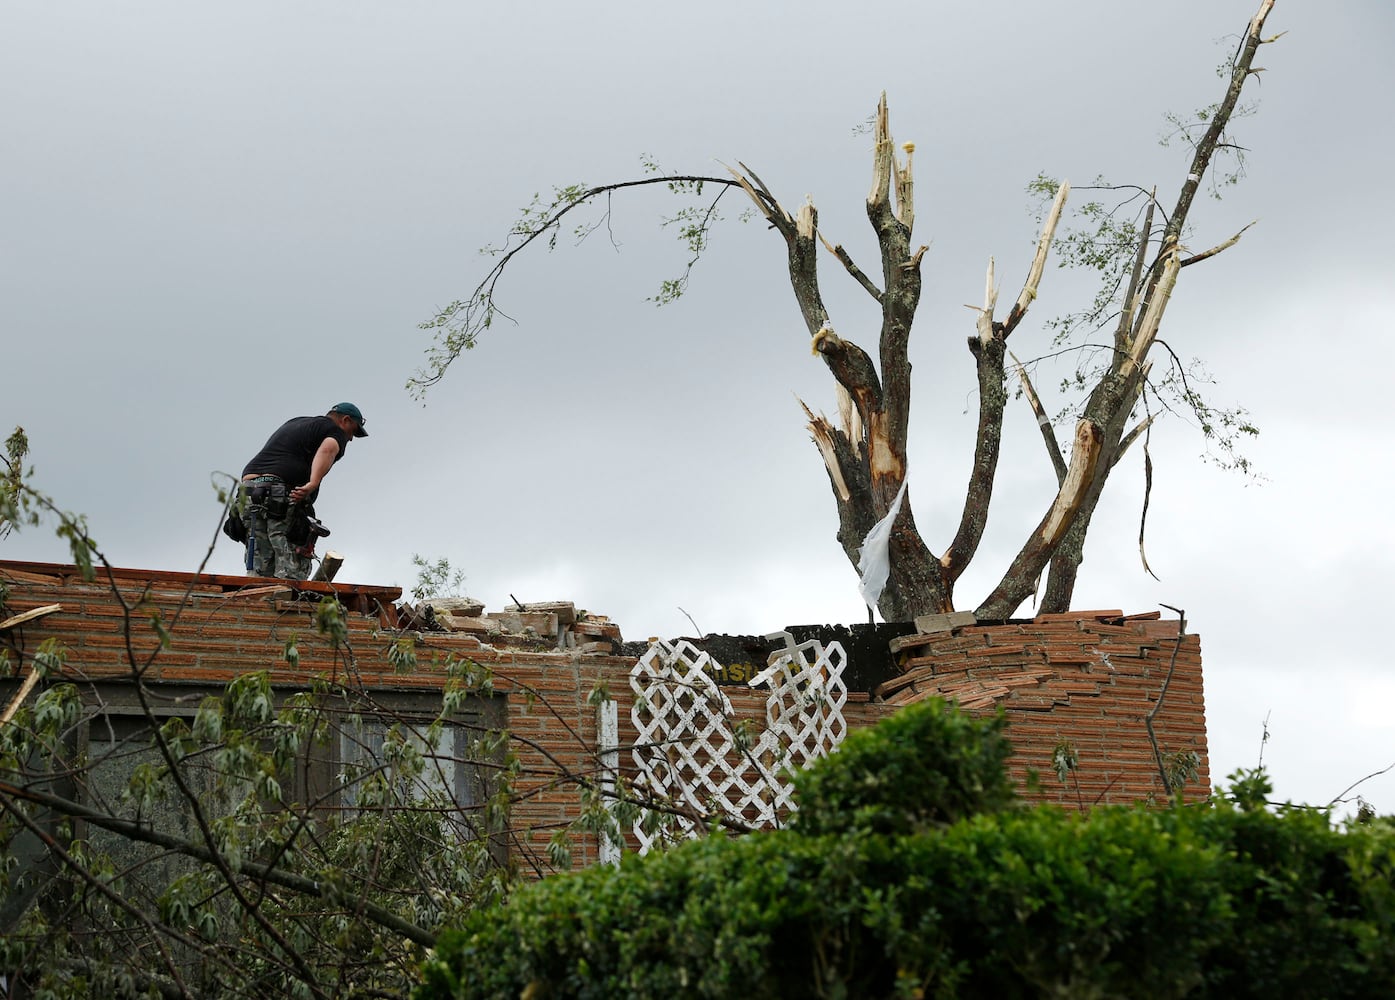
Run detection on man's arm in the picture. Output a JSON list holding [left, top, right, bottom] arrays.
[[290, 437, 342, 503]]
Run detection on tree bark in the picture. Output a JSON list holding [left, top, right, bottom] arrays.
[[735, 92, 1089, 620], [736, 96, 952, 621]]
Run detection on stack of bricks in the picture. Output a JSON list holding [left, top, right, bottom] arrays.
[[398, 597, 624, 655], [874, 610, 1209, 806]]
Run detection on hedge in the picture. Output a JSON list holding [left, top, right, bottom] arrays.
[[417, 701, 1395, 999]]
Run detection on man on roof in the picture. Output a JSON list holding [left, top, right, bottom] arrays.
[[238, 403, 368, 580]]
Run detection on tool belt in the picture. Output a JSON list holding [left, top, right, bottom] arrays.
[[244, 477, 289, 519], [222, 506, 248, 544]]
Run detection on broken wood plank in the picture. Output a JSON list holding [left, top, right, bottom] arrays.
[[0, 604, 62, 632], [223, 585, 295, 600]]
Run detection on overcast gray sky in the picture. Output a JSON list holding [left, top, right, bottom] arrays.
[[4, 1, 1392, 814]]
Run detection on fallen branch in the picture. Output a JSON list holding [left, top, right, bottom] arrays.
[[0, 603, 61, 631]]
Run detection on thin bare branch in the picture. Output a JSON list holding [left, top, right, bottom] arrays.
[[1115, 190, 1158, 356], [1009, 351, 1067, 484], [411, 173, 748, 395], [733, 160, 785, 221], [819, 231, 883, 302], [1181, 220, 1258, 267], [1116, 414, 1157, 460], [724, 161, 787, 230], [1329, 760, 1395, 808]]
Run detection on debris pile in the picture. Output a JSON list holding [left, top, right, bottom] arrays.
[[396, 598, 623, 653]]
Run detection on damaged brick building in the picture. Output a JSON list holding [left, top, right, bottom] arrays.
[[1, 559, 1208, 871]]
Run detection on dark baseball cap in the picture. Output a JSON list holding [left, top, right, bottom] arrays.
[[330, 402, 369, 437]]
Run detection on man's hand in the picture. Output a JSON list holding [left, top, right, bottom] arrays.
[[293, 436, 343, 502]]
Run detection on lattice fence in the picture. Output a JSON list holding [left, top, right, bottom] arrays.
[[624, 633, 848, 854]]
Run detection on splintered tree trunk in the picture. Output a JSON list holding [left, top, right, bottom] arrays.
[[809, 407, 948, 621], [734, 93, 1070, 621], [732, 97, 954, 620], [447, 4, 1280, 624]]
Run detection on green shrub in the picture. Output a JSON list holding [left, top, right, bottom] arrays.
[[416, 702, 1395, 999], [791, 697, 1016, 835], [1186, 777, 1395, 996]]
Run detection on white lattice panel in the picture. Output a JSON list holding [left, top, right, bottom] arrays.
[[628, 635, 847, 854], [754, 633, 849, 766]]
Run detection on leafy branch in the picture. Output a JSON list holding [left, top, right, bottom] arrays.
[[410, 169, 756, 398]]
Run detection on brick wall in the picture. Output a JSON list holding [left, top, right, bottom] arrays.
[[1, 561, 1208, 874], [875, 612, 1208, 808]]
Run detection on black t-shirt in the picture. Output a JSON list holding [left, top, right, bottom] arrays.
[[242, 416, 350, 496]]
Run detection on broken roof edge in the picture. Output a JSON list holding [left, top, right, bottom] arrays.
[[1, 557, 404, 628], [2, 560, 1182, 663], [0, 558, 402, 602], [0, 559, 630, 658]]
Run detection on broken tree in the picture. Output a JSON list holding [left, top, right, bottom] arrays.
[[415, 0, 1278, 622]]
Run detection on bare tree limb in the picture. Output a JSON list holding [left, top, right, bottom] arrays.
[[811, 327, 883, 417], [1328, 760, 1395, 809], [818, 231, 883, 302], [1116, 414, 1157, 461], [1010, 351, 1068, 485], [1115, 190, 1158, 358], [1181, 220, 1258, 267], [412, 173, 751, 395], [1155, 0, 1274, 265], [977, 418, 1105, 616]]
